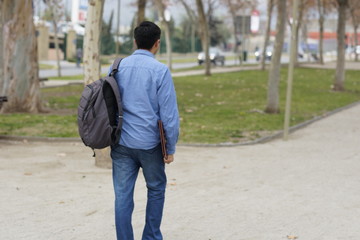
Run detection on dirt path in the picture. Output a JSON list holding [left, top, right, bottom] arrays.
[[1, 103, 360, 240]]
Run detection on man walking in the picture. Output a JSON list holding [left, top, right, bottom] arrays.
[[111, 21, 180, 240]]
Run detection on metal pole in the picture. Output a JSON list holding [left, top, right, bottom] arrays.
[[283, 0, 299, 140]]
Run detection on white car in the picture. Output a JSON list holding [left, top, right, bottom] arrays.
[[355, 45, 360, 54], [198, 48, 225, 66]]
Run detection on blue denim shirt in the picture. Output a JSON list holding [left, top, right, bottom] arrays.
[[112, 49, 179, 154]]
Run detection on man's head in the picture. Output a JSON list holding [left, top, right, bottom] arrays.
[[134, 21, 161, 51]]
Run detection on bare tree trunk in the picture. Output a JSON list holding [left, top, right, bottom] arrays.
[[83, 0, 108, 168], [265, 0, 286, 114], [294, 0, 305, 66], [333, 0, 348, 91], [227, 0, 239, 56], [83, 0, 104, 85], [163, 20, 172, 69], [137, 0, 146, 26], [302, 23, 311, 62], [196, 0, 211, 76], [261, 0, 274, 71], [0, 0, 41, 113], [317, 0, 325, 64], [354, 26, 359, 61], [179, 0, 197, 52], [0, 1, 4, 96], [52, 21, 62, 77], [349, 0, 360, 61], [191, 24, 196, 53], [155, 0, 172, 69]]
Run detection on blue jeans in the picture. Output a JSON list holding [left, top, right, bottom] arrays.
[[111, 144, 166, 240]]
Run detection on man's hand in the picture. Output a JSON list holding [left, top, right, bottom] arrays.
[[164, 154, 174, 164]]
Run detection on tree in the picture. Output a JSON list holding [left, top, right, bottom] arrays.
[[316, 0, 335, 64], [317, 0, 325, 64], [43, 0, 63, 77], [178, 0, 197, 52], [0, 0, 42, 113], [265, 0, 287, 114], [287, 0, 309, 65], [349, 0, 360, 61], [155, 0, 172, 69], [177, 15, 198, 53], [223, 0, 256, 64], [137, 0, 147, 26], [333, 0, 348, 91], [207, 0, 227, 47], [196, 0, 211, 75], [83, 0, 104, 85], [261, 0, 274, 70], [101, 10, 116, 55], [83, 0, 109, 168]]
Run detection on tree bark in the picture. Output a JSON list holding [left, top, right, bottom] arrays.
[[83, 0, 108, 167], [226, 0, 239, 55], [317, 0, 325, 64], [83, 0, 104, 85], [261, 0, 274, 70], [196, 0, 211, 76], [333, 0, 348, 91], [0, 0, 41, 113], [294, 0, 305, 66], [179, 0, 197, 52], [349, 0, 360, 61], [354, 26, 359, 61], [155, 0, 172, 69], [52, 21, 62, 77], [137, 0, 146, 26], [265, 0, 286, 114]]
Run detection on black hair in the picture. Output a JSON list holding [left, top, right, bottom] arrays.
[[134, 21, 161, 50]]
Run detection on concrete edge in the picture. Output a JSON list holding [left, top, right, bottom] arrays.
[[0, 135, 81, 143], [1, 101, 359, 147]]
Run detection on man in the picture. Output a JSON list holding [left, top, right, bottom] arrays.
[[111, 21, 180, 240], [76, 48, 82, 68]]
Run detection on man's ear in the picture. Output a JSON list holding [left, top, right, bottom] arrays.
[[133, 39, 138, 49], [155, 39, 160, 48]]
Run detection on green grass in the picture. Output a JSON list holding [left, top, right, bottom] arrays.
[[0, 68, 359, 143], [48, 74, 85, 81], [176, 68, 360, 143], [39, 63, 56, 70]]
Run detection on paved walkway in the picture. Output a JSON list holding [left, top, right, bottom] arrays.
[[1, 101, 359, 239]]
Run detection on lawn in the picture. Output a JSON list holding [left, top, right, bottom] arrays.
[[1, 67, 359, 144]]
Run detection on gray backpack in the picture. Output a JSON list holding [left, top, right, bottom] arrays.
[[77, 58, 123, 151]]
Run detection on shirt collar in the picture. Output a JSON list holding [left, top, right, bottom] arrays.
[[133, 49, 155, 58]]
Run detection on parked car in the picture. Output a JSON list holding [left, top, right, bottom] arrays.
[[254, 46, 273, 61], [198, 48, 225, 66], [355, 45, 360, 54]]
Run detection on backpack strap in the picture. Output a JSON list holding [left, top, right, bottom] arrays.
[[110, 58, 123, 76]]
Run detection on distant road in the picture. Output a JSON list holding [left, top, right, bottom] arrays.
[[39, 53, 335, 78]]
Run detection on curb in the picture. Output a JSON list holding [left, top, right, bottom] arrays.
[[1, 101, 359, 147], [0, 135, 81, 143]]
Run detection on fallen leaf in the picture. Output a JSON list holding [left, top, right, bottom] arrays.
[[287, 235, 298, 239]]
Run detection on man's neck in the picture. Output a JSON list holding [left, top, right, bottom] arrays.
[[138, 48, 157, 55]]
